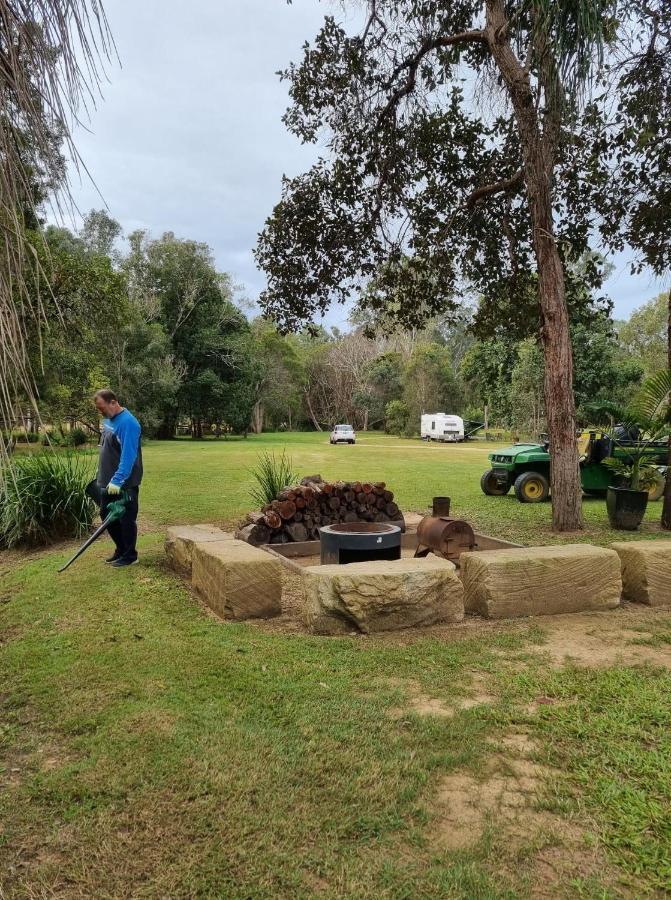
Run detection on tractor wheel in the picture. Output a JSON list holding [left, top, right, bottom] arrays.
[[480, 470, 510, 496], [514, 471, 550, 503], [647, 471, 666, 502]]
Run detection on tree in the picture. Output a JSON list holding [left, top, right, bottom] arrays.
[[584, 2, 671, 526], [402, 343, 462, 435], [257, 1, 633, 531], [80, 209, 123, 259], [618, 294, 669, 380], [0, 2, 114, 441], [123, 232, 254, 437], [509, 340, 545, 438], [247, 320, 305, 433], [23, 225, 128, 431]]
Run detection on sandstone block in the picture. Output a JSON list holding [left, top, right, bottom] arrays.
[[461, 544, 621, 619], [165, 524, 233, 574], [192, 540, 282, 620], [611, 540, 671, 606], [303, 557, 464, 635]]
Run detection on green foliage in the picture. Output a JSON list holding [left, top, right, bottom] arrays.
[[0, 452, 96, 548], [248, 450, 298, 507], [617, 293, 669, 379], [384, 399, 410, 436], [594, 370, 671, 491], [67, 427, 88, 447]]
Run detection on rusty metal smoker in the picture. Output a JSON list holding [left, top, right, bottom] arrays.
[[414, 497, 476, 563]]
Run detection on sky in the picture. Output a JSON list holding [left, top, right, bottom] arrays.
[[67, 0, 666, 329]]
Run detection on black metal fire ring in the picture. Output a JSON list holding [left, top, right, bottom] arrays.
[[319, 522, 402, 564]]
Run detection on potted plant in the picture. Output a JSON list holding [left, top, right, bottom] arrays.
[[598, 372, 671, 530]]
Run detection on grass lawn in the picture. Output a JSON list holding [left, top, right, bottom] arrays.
[[2, 433, 671, 897], [139, 431, 668, 546]]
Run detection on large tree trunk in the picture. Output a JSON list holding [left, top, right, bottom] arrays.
[[531, 188, 582, 530], [304, 388, 323, 431], [486, 0, 582, 531], [251, 400, 264, 434], [662, 289, 671, 530]]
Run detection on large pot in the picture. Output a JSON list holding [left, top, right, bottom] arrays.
[[606, 486, 649, 531]]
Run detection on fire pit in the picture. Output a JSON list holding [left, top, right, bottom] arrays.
[[319, 522, 402, 565]]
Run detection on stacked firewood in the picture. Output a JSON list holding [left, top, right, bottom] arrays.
[[236, 474, 403, 545]]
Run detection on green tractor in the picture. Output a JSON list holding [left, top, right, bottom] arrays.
[[481, 430, 668, 503]]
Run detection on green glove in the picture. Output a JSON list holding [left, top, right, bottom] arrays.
[[106, 482, 121, 496]]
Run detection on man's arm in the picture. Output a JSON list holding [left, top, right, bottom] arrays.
[[110, 416, 141, 487]]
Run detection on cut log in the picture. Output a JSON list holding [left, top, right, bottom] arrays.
[[328, 496, 341, 510], [278, 500, 297, 520], [237, 523, 271, 545], [263, 511, 282, 530], [362, 483, 373, 494], [286, 521, 308, 543], [295, 496, 306, 509], [385, 502, 399, 518]]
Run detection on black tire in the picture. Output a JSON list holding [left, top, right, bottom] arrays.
[[349, 440, 355, 445], [480, 470, 510, 496], [514, 471, 550, 503]]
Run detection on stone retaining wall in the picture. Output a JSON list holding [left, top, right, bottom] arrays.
[[192, 539, 282, 620], [461, 544, 622, 619], [611, 540, 671, 607], [165, 524, 233, 574], [303, 557, 464, 634]]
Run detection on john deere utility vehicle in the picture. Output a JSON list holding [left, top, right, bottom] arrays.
[[481, 430, 668, 503]]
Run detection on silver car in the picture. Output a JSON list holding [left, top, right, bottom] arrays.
[[330, 424, 356, 444]]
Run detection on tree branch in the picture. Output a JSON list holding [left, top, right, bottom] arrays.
[[465, 169, 524, 207], [379, 30, 486, 122]]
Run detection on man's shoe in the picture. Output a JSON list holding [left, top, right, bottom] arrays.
[[105, 552, 122, 564], [110, 557, 138, 568]]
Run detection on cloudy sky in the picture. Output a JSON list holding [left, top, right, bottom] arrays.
[[68, 0, 665, 327]]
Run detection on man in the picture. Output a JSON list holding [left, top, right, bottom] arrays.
[[94, 389, 143, 568]]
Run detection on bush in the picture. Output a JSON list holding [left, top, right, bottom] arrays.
[[249, 450, 298, 507], [68, 427, 88, 447], [18, 431, 40, 444], [0, 452, 97, 548]]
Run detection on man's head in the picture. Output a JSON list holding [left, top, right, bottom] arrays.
[[94, 389, 122, 418]]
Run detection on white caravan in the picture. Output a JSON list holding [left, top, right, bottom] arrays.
[[421, 413, 465, 442]]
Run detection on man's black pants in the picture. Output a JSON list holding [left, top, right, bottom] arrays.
[[101, 487, 139, 561]]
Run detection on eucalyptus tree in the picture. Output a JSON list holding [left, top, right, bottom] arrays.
[[257, 0, 636, 531]]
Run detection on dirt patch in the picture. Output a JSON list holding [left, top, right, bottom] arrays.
[[389, 673, 495, 720], [530, 607, 671, 670], [431, 732, 619, 896]]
